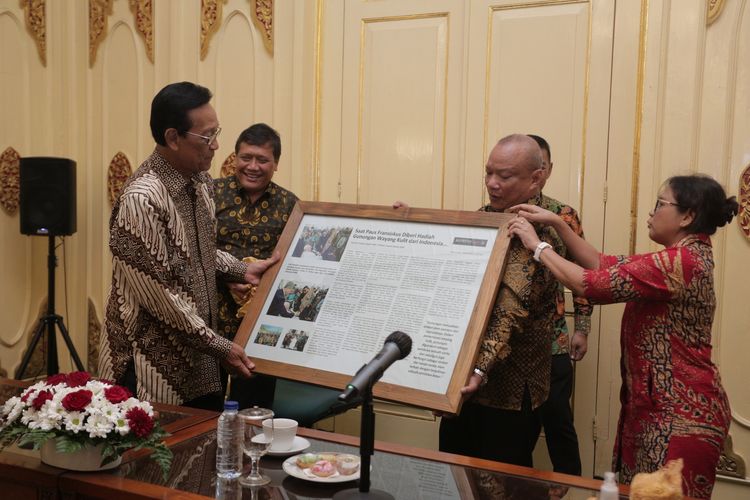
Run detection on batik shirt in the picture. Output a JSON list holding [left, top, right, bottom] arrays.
[[539, 194, 593, 355], [214, 177, 298, 340], [99, 151, 247, 405], [473, 194, 565, 411], [583, 234, 730, 499]]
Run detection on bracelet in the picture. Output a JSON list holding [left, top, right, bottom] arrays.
[[533, 241, 552, 262], [473, 368, 488, 386]]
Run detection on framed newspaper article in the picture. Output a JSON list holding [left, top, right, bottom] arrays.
[[234, 201, 514, 414]]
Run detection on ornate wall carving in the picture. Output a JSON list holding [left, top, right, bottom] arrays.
[[251, 0, 273, 54], [220, 152, 236, 178], [128, 0, 154, 63], [20, 0, 46, 66], [707, 0, 725, 25], [200, 0, 227, 60], [108, 151, 133, 206], [89, 0, 114, 67], [740, 164, 750, 240], [0, 147, 21, 215], [717, 434, 747, 479]]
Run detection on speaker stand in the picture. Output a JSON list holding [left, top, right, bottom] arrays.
[[15, 236, 84, 379]]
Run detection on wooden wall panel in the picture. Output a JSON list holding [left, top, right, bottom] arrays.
[[357, 15, 449, 207], [484, 2, 588, 210], [0, 10, 33, 359], [214, 11, 257, 170]]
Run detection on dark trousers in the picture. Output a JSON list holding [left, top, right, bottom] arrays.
[[530, 353, 582, 475], [439, 388, 539, 467], [220, 368, 276, 410]]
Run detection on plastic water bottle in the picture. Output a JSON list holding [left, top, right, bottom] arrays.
[[599, 471, 619, 500], [216, 400, 242, 478]]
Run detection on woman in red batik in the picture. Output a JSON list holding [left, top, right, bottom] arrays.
[[508, 174, 739, 499]]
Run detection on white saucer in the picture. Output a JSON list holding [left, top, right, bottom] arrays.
[[266, 436, 311, 457]]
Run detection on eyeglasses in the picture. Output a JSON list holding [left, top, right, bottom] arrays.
[[653, 198, 682, 212], [185, 127, 221, 145]]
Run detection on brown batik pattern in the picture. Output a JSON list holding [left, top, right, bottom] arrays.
[[99, 151, 245, 405]]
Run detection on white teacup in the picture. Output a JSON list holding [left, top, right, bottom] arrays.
[[262, 418, 298, 451]]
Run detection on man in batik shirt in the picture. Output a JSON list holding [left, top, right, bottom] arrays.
[[99, 82, 276, 411], [214, 123, 298, 408], [437, 134, 565, 467], [527, 134, 592, 476]]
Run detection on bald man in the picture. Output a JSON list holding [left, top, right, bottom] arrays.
[[439, 134, 565, 467]]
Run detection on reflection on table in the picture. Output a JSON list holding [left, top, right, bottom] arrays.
[[105, 420, 613, 499]]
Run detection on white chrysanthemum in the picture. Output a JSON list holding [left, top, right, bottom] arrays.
[[113, 415, 130, 436], [27, 381, 48, 393], [92, 401, 122, 424], [85, 380, 108, 396], [136, 400, 154, 417], [1, 397, 24, 424], [37, 401, 63, 431], [20, 407, 39, 426], [84, 412, 114, 439], [120, 397, 142, 413], [63, 411, 86, 434]]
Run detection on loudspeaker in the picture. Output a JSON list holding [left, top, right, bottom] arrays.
[[20, 157, 77, 236]]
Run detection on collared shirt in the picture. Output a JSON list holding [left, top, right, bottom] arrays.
[[472, 193, 565, 411], [99, 151, 247, 405], [539, 194, 593, 355], [214, 177, 298, 339]]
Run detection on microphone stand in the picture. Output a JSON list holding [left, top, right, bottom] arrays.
[[333, 382, 393, 500]]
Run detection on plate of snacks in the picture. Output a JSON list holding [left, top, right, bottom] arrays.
[[282, 452, 361, 483]]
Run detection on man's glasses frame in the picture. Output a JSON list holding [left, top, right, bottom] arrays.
[[185, 127, 222, 145], [653, 198, 682, 212]]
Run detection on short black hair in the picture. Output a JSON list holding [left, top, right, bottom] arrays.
[[527, 134, 551, 161], [235, 123, 282, 161], [667, 174, 739, 235], [150, 82, 213, 146]]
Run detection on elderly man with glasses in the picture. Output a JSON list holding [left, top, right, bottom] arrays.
[[99, 81, 277, 411]]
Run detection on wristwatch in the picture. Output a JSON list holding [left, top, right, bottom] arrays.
[[473, 367, 488, 386], [533, 241, 552, 262]]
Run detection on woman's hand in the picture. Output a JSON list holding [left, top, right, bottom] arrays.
[[508, 216, 542, 252], [509, 204, 561, 227]]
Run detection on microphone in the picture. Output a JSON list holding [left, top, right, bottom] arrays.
[[339, 331, 412, 402]]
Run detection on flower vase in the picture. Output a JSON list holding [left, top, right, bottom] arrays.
[[40, 438, 122, 471]]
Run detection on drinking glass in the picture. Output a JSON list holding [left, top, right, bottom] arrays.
[[239, 407, 274, 486]]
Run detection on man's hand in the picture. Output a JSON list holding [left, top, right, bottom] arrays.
[[222, 342, 255, 378], [434, 373, 483, 418], [392, 201, 409, 209], [244, 251, 280, 285], [570, 331, 588, 361]]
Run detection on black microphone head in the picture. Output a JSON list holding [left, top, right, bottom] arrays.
[[385, 331, 412, 359]]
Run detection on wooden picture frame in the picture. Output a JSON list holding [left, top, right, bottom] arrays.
[[234, 201, 514, 414]]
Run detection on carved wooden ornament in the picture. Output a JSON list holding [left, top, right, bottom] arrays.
[[739, 163, 750, 240], [89, 0, 114, 67], [200, 0, 227, 60], [128, 0, 154, 63], [0, 147, 21, 215], [221, 152, 236, 178], [20, 0, 47, 66], [108, 151, 133, 206], [252, 0, 273, 55]]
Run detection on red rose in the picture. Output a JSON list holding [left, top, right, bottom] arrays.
[[66, 371, 92, 387], [61, 389, 93, 411], [104, 385, 132, 404], [46, 374, 68, 386], [32, 390, 53, 410], [126, 407, 154, 438]]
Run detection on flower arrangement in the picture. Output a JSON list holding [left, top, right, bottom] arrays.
[[0, 371, 172, 477]]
